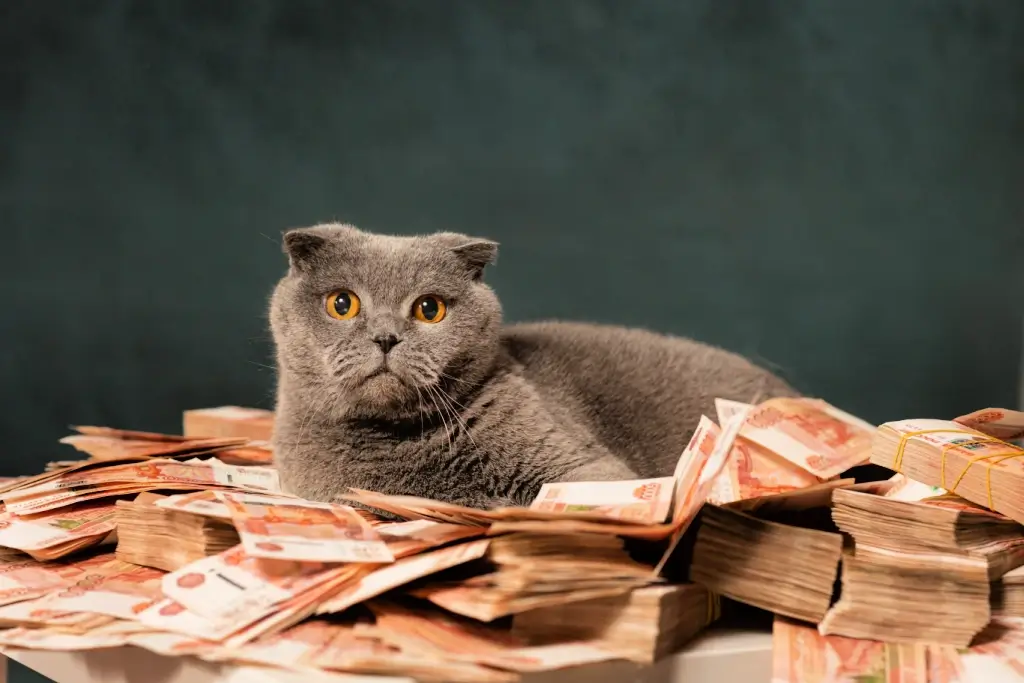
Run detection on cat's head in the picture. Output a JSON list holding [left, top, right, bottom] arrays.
[[269, 223, 502, 421]]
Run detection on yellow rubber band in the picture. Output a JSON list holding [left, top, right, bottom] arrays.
[[893, 426, 1024, 510], [892, 428, 983, 470], [948, 449, 1018, 497], [984, 451, 1024, 510], [939, 437, 1000, 488]]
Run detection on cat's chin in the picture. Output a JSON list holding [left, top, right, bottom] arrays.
[[346, 373, 422, 420]]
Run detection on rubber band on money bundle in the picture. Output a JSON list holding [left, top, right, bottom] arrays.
[[891, 428, 985, 470], [705, 591, 721, 624], [892, 427, 1024, 510]]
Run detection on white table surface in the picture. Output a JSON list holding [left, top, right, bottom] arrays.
[[0, 627, 773, 683]]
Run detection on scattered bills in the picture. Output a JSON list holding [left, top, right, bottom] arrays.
[[529, 478, 674, 524], [0, 501, 118, 560], [735, 398, 874, 479], [0, 399, 1021, 682], [221, 493, 394, 563]]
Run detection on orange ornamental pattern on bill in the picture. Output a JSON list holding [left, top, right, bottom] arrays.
[[220, 493, 395, 564], [529, 477, 675, 525], [741, 398, 873, 480]]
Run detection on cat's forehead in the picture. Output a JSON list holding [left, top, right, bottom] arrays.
[[308, 232, 464, 296]]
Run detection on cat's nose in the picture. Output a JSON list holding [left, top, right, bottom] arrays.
[[372, 333, 402, 354]]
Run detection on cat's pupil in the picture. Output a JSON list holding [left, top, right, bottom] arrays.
[[419, 298, 439, 321], [332, 292, 351, 317]]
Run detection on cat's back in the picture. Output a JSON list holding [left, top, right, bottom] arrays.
[[499, 321, 797, 475]]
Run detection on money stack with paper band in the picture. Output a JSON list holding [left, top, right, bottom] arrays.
[[1, 401, 1024, 681]]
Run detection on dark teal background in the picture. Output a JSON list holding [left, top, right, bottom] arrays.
[[2, 2, 1024, 678]]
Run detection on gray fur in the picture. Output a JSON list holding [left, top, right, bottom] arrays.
[[270, 223, 799, 509]]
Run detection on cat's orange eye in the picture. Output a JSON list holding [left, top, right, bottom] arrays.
[[325, 290, 360, 320], [413, 295, 447, 324]]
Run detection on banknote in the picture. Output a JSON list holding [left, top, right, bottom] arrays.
[[136, 596, 241, 641], [214, 442, 275, 466], [126, 629, 219, 657], [0, 553, 163, 625], [2, 458, 281, 514], [670, 414, 729, 525], [155, 490, 235, 519], [0, 552, 118, 606], [883, 473, 947, 502], [375, 520, 486, 558], [316, 538, 491, 615], [711, 399, 822, 503], [737, 398, 873, 479], [221, 565, 364, 647], [529, 477, 674, 524], [159, 542, 366, 636], [485, 414, 743, 544], [955, 408, 1024, 441], [366, 601, 618, 673], [183, 406, 276, 442], [961, 617, 1024, 679], [715, 398, 753, 423], [312, 626, 516, 683], [42, 557, 164, 620], [771, 617, 930, 683], [221, 493, 394, 563], [412, 582, 639, 623], [9, 458, 280, 499], [182, 405, 274, 444], [60, 426, 247, 461], [6, 484, 221, 516], [654, 408, 750, 574], [0, 501, 118, 555], [0, 620, 150, 650], [345, 486, 667, 528], [0, 594, 112, 629], [208, 619, 341, 668], [160, 545, 319, 622], [707, 438, 821, 505]]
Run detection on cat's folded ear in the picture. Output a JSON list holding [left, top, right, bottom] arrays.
[[431, 233, 499, 280], [282, 229, 327, 272], [282, 224, 358, 273]]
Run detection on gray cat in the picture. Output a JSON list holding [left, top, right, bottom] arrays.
[[270, 223, 799, 509]]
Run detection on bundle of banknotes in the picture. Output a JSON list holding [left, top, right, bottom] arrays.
[[0, 401, 1022, 681]]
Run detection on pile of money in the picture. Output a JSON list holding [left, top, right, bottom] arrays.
[[707, 398, 868, 503], [820, 487, 1024, 646], [114, 492, 240, 571], [0, 500, 118, 560], [411, 532, 657, 622], [871, 411, 1024, 525], [994, 565, 1024, 618], [3, 398, 1024, 682], [183, 406, 275, 442], [774, 615, 1024, 682], [689, 499, 843, 623], [512, 583, 718, 663]]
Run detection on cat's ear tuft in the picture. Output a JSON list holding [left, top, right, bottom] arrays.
[[451, 240, 498, 280], [282, 229, 328, 272], [432, 234, 498, 280]]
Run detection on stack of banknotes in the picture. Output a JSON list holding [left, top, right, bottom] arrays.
[[0, 400, 1022, 681]]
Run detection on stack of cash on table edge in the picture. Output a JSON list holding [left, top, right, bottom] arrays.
[[0, 401, 1022, 682]]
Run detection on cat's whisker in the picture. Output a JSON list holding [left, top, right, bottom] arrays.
[[434, 383, 470, 412], [435, 384, 476, 449], [438, 371, 473, 386], [424, 384, 454, 456]]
